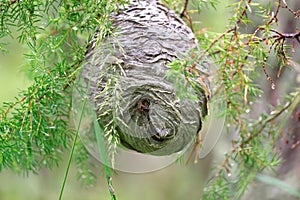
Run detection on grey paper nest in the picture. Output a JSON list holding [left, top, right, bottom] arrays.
[[81, 0, 210, 156]]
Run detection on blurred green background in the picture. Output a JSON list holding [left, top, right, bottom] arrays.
[[0, 156, 215, 200], [0, 2, 233, 200], [0, 36, 32, 105]]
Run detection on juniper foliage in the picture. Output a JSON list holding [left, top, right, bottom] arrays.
[[0, 0, 300, 199]]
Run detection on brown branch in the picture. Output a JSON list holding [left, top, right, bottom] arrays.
[[262, 56, 276, 90], [202, 27, 236, 57], [180, 0, 189, 18], [270, 29, 300, 40], [180, 0, 193, 31], [281, 0, 300, 18], [267, 0, 281, 25], [2, 96, 27, 119], [209, 0, 297, 57], [209, 28, 300, 58]]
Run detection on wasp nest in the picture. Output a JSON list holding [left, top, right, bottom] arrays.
[[81, 0, 210, 156]]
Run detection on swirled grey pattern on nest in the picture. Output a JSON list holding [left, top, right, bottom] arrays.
[[81, 0, 210, 156]]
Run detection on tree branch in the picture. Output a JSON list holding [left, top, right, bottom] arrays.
[[0, 0, 19, 12], [281, 0, 300, 18], [180, 0, 193, 31]]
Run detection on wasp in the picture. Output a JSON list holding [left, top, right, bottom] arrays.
[[137, 100, 150, 112]]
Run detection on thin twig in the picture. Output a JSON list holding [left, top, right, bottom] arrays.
[[208, 29, 300, 57], [107, 176, 117, 200], [267, 0, 281, 25], [180, 0, 189, 18], [215, 91, 300, 177], [180, 0, 193, 31], [200, 0, 252, 57], [281, 0, 300, 18], [243, 91, 300, 146], [201, 27, 236, 57], [186, 132, 202, 164]]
